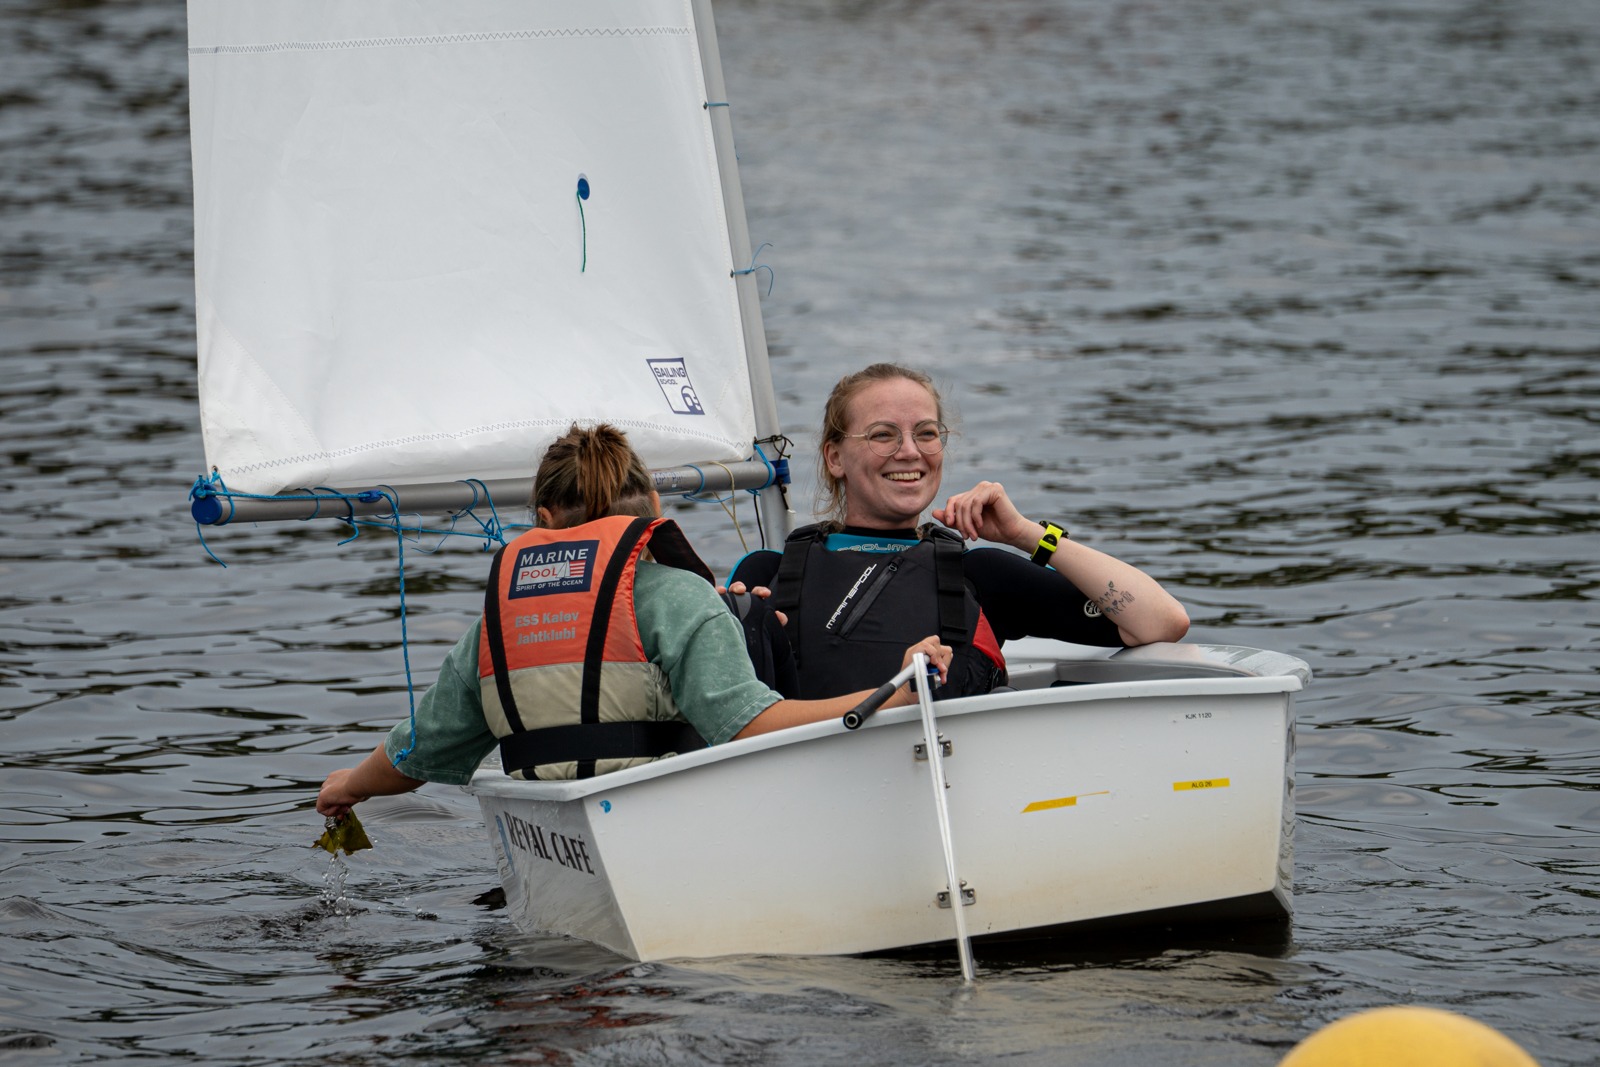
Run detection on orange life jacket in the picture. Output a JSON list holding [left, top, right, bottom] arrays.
[[479, 515, 715, 780]]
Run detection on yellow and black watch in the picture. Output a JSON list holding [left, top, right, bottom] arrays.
[[1030, 521, 1067, 566]]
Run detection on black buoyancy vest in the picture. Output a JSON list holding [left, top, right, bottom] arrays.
[[768, 524, 1005, 700], [720, 588, 800, 698]]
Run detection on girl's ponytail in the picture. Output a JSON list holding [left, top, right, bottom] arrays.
[[534, 423, 655, 527]]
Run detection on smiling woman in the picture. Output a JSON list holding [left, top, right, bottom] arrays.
[[823, 372, 949, 528], [730, 363, 1191, 701]]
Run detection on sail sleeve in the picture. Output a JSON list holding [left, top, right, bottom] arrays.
[[187, 0, 757, 494]]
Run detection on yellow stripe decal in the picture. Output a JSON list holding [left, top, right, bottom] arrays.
[[1174, 778, 1230, 791], [1022, 790, 1108, 813]]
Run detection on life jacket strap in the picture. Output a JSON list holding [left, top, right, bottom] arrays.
[[498, 720, 708, 772], [579, 517, 653, 729], [768, 523, 820, 624], [482, 543, 524, 732], [928, 526, 971, 645]]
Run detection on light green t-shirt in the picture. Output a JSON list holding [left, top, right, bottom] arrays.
[[384, 561, 783, 784]]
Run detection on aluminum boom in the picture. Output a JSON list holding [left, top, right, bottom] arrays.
[[191, 461, 780, 526]]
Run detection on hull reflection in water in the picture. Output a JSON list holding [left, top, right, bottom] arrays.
[[467, 641, 1309, 961]]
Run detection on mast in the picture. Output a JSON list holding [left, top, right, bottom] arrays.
[[690, 0, 793, 542]]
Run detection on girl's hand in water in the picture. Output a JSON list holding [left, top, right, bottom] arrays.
[[316, 768, 368, 819]]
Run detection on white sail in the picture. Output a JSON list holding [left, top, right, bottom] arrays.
[[187, 0, 758, 495]]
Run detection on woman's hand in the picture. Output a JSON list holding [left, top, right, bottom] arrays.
[[716, 580, 786, 626], [716, 580, 773, 599], [932, 480, 1035, 550], [895, 634, 952, 703], [734, 635, 953, 740]]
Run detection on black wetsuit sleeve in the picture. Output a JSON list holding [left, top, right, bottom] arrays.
[[960, 548, 1125, 647], [729, 549, 782, 589]]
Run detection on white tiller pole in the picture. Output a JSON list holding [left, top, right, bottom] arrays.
[[912, 652, 976, 983]]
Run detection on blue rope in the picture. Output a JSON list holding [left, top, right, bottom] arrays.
[[336, 515, 531, 544], [746, 442, 779, 547], [747, 437, 794, 549], [186, 460, 787, 771], [369, 485, 421, 768], [750, 440, 777, 490], [576, 173, 590, 273], [314, 487, 366, 545], [577, 196, 587, 272], [732, 242, 775, 297], [189, 472, 232, 567], [458, 478, 510, 548], [193, 525, 227, 568], [188, 476, 524, 769]]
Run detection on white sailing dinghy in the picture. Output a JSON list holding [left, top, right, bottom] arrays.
[[469, 639, 1305, 963], [185, 0, 1309, 965]]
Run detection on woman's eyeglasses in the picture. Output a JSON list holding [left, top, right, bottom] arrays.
[[843, 421, 949, 457]]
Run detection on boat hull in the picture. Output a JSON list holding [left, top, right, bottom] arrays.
[[467, 642, 1304, 960]]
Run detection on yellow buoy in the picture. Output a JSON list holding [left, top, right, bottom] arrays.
[[1281, 1006, 1540, 1066]]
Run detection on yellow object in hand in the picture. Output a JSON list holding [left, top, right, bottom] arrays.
[[314, 812, 373, 855]]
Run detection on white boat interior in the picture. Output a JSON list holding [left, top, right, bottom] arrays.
[[468, 640, 1307, 962]]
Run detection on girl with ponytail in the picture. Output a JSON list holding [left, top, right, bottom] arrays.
[[318, 424, 950, 816], [532, 422, 658, 526]]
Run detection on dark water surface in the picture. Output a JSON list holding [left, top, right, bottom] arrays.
[[3, 0, 1597, 1063]]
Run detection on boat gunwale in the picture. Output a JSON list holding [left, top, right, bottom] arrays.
[[464, 641, 1306, 802]]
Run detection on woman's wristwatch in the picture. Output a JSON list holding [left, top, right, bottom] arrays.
[[1030, 520, 1068, 566]]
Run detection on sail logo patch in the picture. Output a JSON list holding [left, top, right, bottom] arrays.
[[647, 357, 705, 415], [510, 540, 598, 598]]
